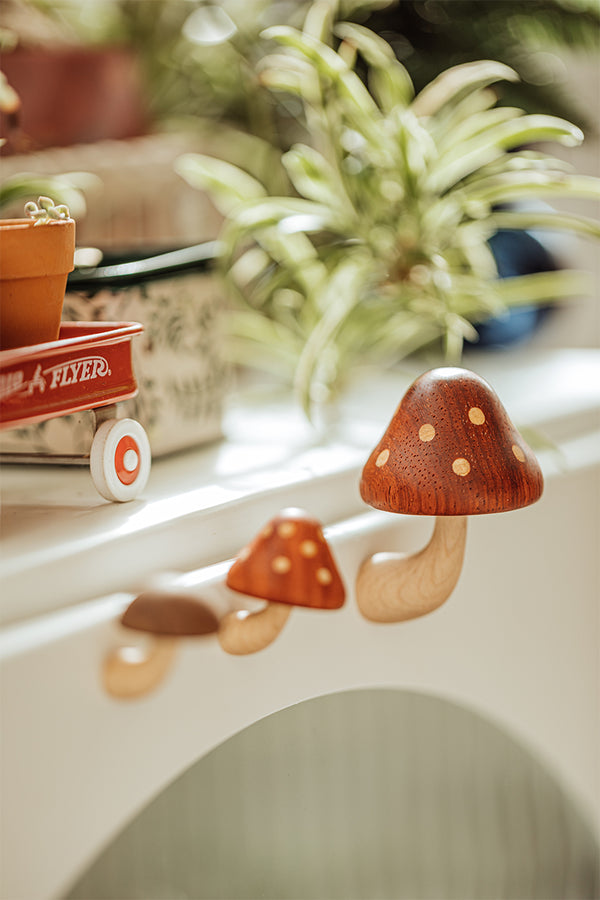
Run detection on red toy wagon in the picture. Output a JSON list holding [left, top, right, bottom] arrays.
[[0, 321, 151, 501]]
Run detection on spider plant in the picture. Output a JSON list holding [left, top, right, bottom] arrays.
[[177, 14, 600, 417]]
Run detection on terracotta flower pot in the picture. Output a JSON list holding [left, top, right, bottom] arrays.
[[0, 217, 75, 350]]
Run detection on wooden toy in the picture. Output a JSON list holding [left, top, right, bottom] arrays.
[[103, 591, 220, 699], [0, 322, 151, 501], [357, 367, 544, 622], [219, 508, 346, 654]]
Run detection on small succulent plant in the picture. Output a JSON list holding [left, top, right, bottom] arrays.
[[177, 11, 600, 416], [24, 196, 71, 225]]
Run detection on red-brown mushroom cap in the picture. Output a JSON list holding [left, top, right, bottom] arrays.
[[226, 508, 346, 609], [360, 367, 543, 516], [121, 591, 220, 636]]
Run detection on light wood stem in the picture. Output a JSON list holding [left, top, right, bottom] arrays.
[[356, 516, 468, 623], [218, 601, 292, 655], [103, 636, 178, 699]]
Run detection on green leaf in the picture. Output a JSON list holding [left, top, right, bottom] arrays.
[[435, 106, 525, 156], [492, 269, 593, 305], [457, 242, 500, 283], [259, 231, 327, 297], [411, 60, 519, 117], [302, 0, 334, 41], [445, 276, 503, 313], [262, 25, 349, 76], [466, 151, 574, 179], [334, 22, 414, 111], [258, 53, 319, 101], [282, 143, 356, 215], [227, 309, 304, 363], [175, 154, 266, 215], [462, 171, 600, 206], [429, 87, 503, 143], [482, 210, 600, 241], [396, 109, 437, 182], [444, 313, 479, 362], [354, 311, 442, 362], [220, 203, 331, 300], [293, 253, 371, 416], [261, 25, 383, 139], [431, 115, 584, 193], [223, 196, 337, 235]]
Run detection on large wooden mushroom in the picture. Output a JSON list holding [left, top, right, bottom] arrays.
[[104, 591, 219, 698], [357, 367, 543, 622], [219, 508, 345, 654]]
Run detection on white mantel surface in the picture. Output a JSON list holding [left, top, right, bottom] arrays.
[[1, 348, 599, 626]]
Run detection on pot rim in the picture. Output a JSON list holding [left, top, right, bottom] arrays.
[[0, 218, 75, 229]]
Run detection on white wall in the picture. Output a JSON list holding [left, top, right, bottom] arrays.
[[531, 53, 600, 349]]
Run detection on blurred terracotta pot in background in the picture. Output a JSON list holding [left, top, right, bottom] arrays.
[[0, 46, 148, 154]]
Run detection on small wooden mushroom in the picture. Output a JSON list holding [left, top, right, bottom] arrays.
[[103, 591, 219, 699], [219, 508, 345, 655], [357, 367, 544, 622]]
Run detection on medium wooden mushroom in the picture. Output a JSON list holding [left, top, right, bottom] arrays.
[[357, 367, 543, 622], [104, 591, 219, 698], [219, 508, 345, 655]]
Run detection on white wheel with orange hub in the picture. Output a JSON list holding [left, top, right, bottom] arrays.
[[90, 418, 151, 502]]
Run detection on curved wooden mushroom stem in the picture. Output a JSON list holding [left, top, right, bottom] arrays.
[[218, 601, 292, 655], [356, 516, 467, 623], [103, 636, 178, 699]]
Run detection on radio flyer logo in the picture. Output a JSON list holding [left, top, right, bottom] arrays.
[[0, 356, 111, 402]]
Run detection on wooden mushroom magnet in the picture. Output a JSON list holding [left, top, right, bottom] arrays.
[[357, 367, 543, 623], [219, 508, 346, 655], [103, 591, 219, 699]]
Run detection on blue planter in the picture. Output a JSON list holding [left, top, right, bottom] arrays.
[[473, 229, 557, 348]]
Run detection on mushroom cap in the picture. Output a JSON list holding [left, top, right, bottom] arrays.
[[226, 508, 346, 609], [360, 367, 543, 516], [121, 591, 220, 636]]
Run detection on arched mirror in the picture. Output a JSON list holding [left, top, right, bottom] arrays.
[[65, 690, 599, 900]]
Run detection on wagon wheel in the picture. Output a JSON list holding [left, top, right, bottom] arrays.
[[90, 418, 151, 502]]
